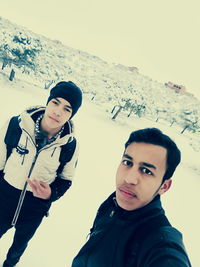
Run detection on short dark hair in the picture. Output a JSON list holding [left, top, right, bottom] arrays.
[[125, 128, 181, 182]]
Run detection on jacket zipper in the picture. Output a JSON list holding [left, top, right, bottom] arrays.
[[11, 149, 40, 226]]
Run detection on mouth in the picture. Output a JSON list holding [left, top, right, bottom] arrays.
[[118, 187, 137, 198], [49, 116, 59, 123]]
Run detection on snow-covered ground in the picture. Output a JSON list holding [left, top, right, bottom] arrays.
[[0, 81, 199, 267]]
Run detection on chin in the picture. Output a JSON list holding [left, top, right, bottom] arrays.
[[116, 195, 136, 211], [119, 203, 136, 211]]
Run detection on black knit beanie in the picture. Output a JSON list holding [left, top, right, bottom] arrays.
[[47, 81, 82, 118]]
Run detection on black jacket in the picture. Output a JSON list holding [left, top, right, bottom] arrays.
[[72, 193, 191, 267]]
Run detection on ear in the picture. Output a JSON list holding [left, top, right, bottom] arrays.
[[158, 179, 172, 195]]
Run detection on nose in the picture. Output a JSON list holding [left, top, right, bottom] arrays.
[[124, 167, 140, 185], [53, 106, 62, 116]]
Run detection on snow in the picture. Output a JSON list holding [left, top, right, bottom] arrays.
[[1, 15, 200, 132], [0, 80, 199, 267]]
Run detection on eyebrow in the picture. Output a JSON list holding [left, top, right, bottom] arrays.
[[123, 153, 133, 160], [55, 98, 72, 109], [142, 162, 157, 170], [123, 153, 157, 170]]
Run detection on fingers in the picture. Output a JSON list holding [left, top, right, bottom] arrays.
[[27, 178, 51, 199], [27, 179, 39, 192], [28, 179, 41, 196], [28, 178, 47, 189], [38, 180, 49, 188]]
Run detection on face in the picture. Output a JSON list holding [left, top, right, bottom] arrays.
[[41, 97, 72, 134], [116, 142, 172, 211]]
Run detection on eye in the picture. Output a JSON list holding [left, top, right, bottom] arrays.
[[64, 108, 72, 113], [122, 160, 133, 167], [140, 167, 153, 176], [52, 100, 59, 105]]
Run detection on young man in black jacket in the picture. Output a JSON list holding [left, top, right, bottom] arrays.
[[72, 128, 191, 267]]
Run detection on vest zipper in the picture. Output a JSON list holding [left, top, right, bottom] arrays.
[[110, 210, 115, 217]]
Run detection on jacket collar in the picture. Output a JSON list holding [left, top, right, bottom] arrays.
[[102, 192, 164, 222]]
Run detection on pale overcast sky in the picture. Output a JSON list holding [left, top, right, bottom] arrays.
[[1, 0, 200, 98]]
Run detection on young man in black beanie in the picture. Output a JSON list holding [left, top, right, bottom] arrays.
[[0, 81, 82, 267]]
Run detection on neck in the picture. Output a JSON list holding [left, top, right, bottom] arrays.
[[40, 118, 62, 138]]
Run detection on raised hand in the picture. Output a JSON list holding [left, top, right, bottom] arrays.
[[27, 178, 51, 199]]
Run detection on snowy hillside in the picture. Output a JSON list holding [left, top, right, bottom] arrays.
[[0, 16, 200, 137], [0, 77, 199, 267]]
